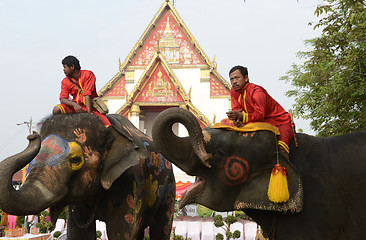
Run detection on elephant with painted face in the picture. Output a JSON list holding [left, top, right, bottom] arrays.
[[0, 113, 175, 240], [152, 107, 366, 240]]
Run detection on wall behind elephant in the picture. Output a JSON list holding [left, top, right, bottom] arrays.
[[0, 0, 319, 162]]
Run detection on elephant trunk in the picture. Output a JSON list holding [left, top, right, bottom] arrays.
[[0, 133, 51, 215], [152, 108, 212, 175]]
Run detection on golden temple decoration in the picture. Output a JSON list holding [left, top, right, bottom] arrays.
[[131, 104, 141, 113], [126, 71, 135, 83], [211, 55, 217, 70], [188, 85, 192, 99], [145, 70, 174, 98], [158, 16, 180, 64], [200, 69, 210, 82], [156, 37, 160, 54], [201, 69, 210, 78], [179, 104, 188, 110], [119, 58, 123, 72], [213, 114, 216, 125]]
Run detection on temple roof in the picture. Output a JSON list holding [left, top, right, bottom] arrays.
[[97, 0, 231, 128], [98, 0, 230, 98], [118, 53, 212, 127]]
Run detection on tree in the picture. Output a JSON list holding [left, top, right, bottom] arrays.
[[213, 214, 241, 240], [281, 0, 366, 136]]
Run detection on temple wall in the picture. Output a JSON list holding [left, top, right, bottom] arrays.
[[173, 68, 230, 124], [108, 99, 125, 114]]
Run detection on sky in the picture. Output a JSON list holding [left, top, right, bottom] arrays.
[[0, 0, 322, 161]]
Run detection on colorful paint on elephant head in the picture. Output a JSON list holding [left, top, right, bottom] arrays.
[[220, 156, 250, 186], [68, 142, 85, 170], [73, 128, 88, 144], [34, 135, 69, 167]]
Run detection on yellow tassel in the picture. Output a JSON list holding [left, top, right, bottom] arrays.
[[267, 164, 290, 203]]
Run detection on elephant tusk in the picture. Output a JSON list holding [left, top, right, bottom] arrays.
[[27, 131, 40, 141], [200, 153, 212, 168]]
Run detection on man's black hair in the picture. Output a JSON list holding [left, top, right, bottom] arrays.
[[229, 65, 248, 78], [62, 55, 81, 70]]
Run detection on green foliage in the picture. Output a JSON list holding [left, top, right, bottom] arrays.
[[174, 200, 184, 219], [225, 215, 238, 225], [281, 0, 366, 136], [53, 231, 62, 238], [235, 211, 251, 221], [174, 235, 192, 240], [39, 225, 47, 233], [213, 215, 224, 228], [47, 222, 55, 232], [15, 215, 24, 228], [36, 210, 54, 233], [216, 233, 224, 240], [233, 230, 241, 238], [58, 207, 68, 220], [96, 230, 102, 239], [213, 214, 241, 240]]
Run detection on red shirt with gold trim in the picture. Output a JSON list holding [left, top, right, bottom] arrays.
[[230, 82, 291, 126], [59, 70, 98, 106]]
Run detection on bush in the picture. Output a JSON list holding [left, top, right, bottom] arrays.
[[15, 215, 25, 228], [96, 230, 102, 239], [39, 225, 47, 233], [53, 231, 61, 238], [58, 207, 68, 220], [213, 214, 241, 240], [174, 236, 191, 240], [216, 233, 224, 240]]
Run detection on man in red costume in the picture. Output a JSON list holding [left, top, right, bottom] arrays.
[[53, 55, 110, 127], [226, 65, 293, 159]]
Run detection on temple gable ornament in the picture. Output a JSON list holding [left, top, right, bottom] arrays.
[[133, 11, 203, 66], [136, 65, 184, 103]]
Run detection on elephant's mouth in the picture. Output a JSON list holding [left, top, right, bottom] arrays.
[[179, 176, 204, 208]]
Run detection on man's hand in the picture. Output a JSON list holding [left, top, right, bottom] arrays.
[[233, 119, 243, 128], [226, 110, 243, 121], [226, 110, 244, 127], [73, 103, 84, 113], [60, 98, 85, 113]]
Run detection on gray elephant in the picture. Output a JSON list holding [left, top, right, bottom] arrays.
[[0, 113, 175, 240], [152, 107, 366, 240]]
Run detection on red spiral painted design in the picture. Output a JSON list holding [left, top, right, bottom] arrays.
[[222, 156, 249, 186]]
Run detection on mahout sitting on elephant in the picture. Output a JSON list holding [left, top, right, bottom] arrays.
[[152, 107, 366, 240], [0, 113, 175, 240]]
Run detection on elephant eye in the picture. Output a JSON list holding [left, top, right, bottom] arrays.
[[68, 142, 84, 170]]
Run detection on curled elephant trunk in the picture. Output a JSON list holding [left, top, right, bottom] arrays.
[[152, 107, 212, 175], [0, 132, 50, 215]]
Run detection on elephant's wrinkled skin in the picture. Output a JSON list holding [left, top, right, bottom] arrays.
[[152, 107, 366, 240], [0, 113, 175, 240]]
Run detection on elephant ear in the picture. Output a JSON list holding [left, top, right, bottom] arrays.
[[234, 157, 303, 213], [101, 126, 148, 190]]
